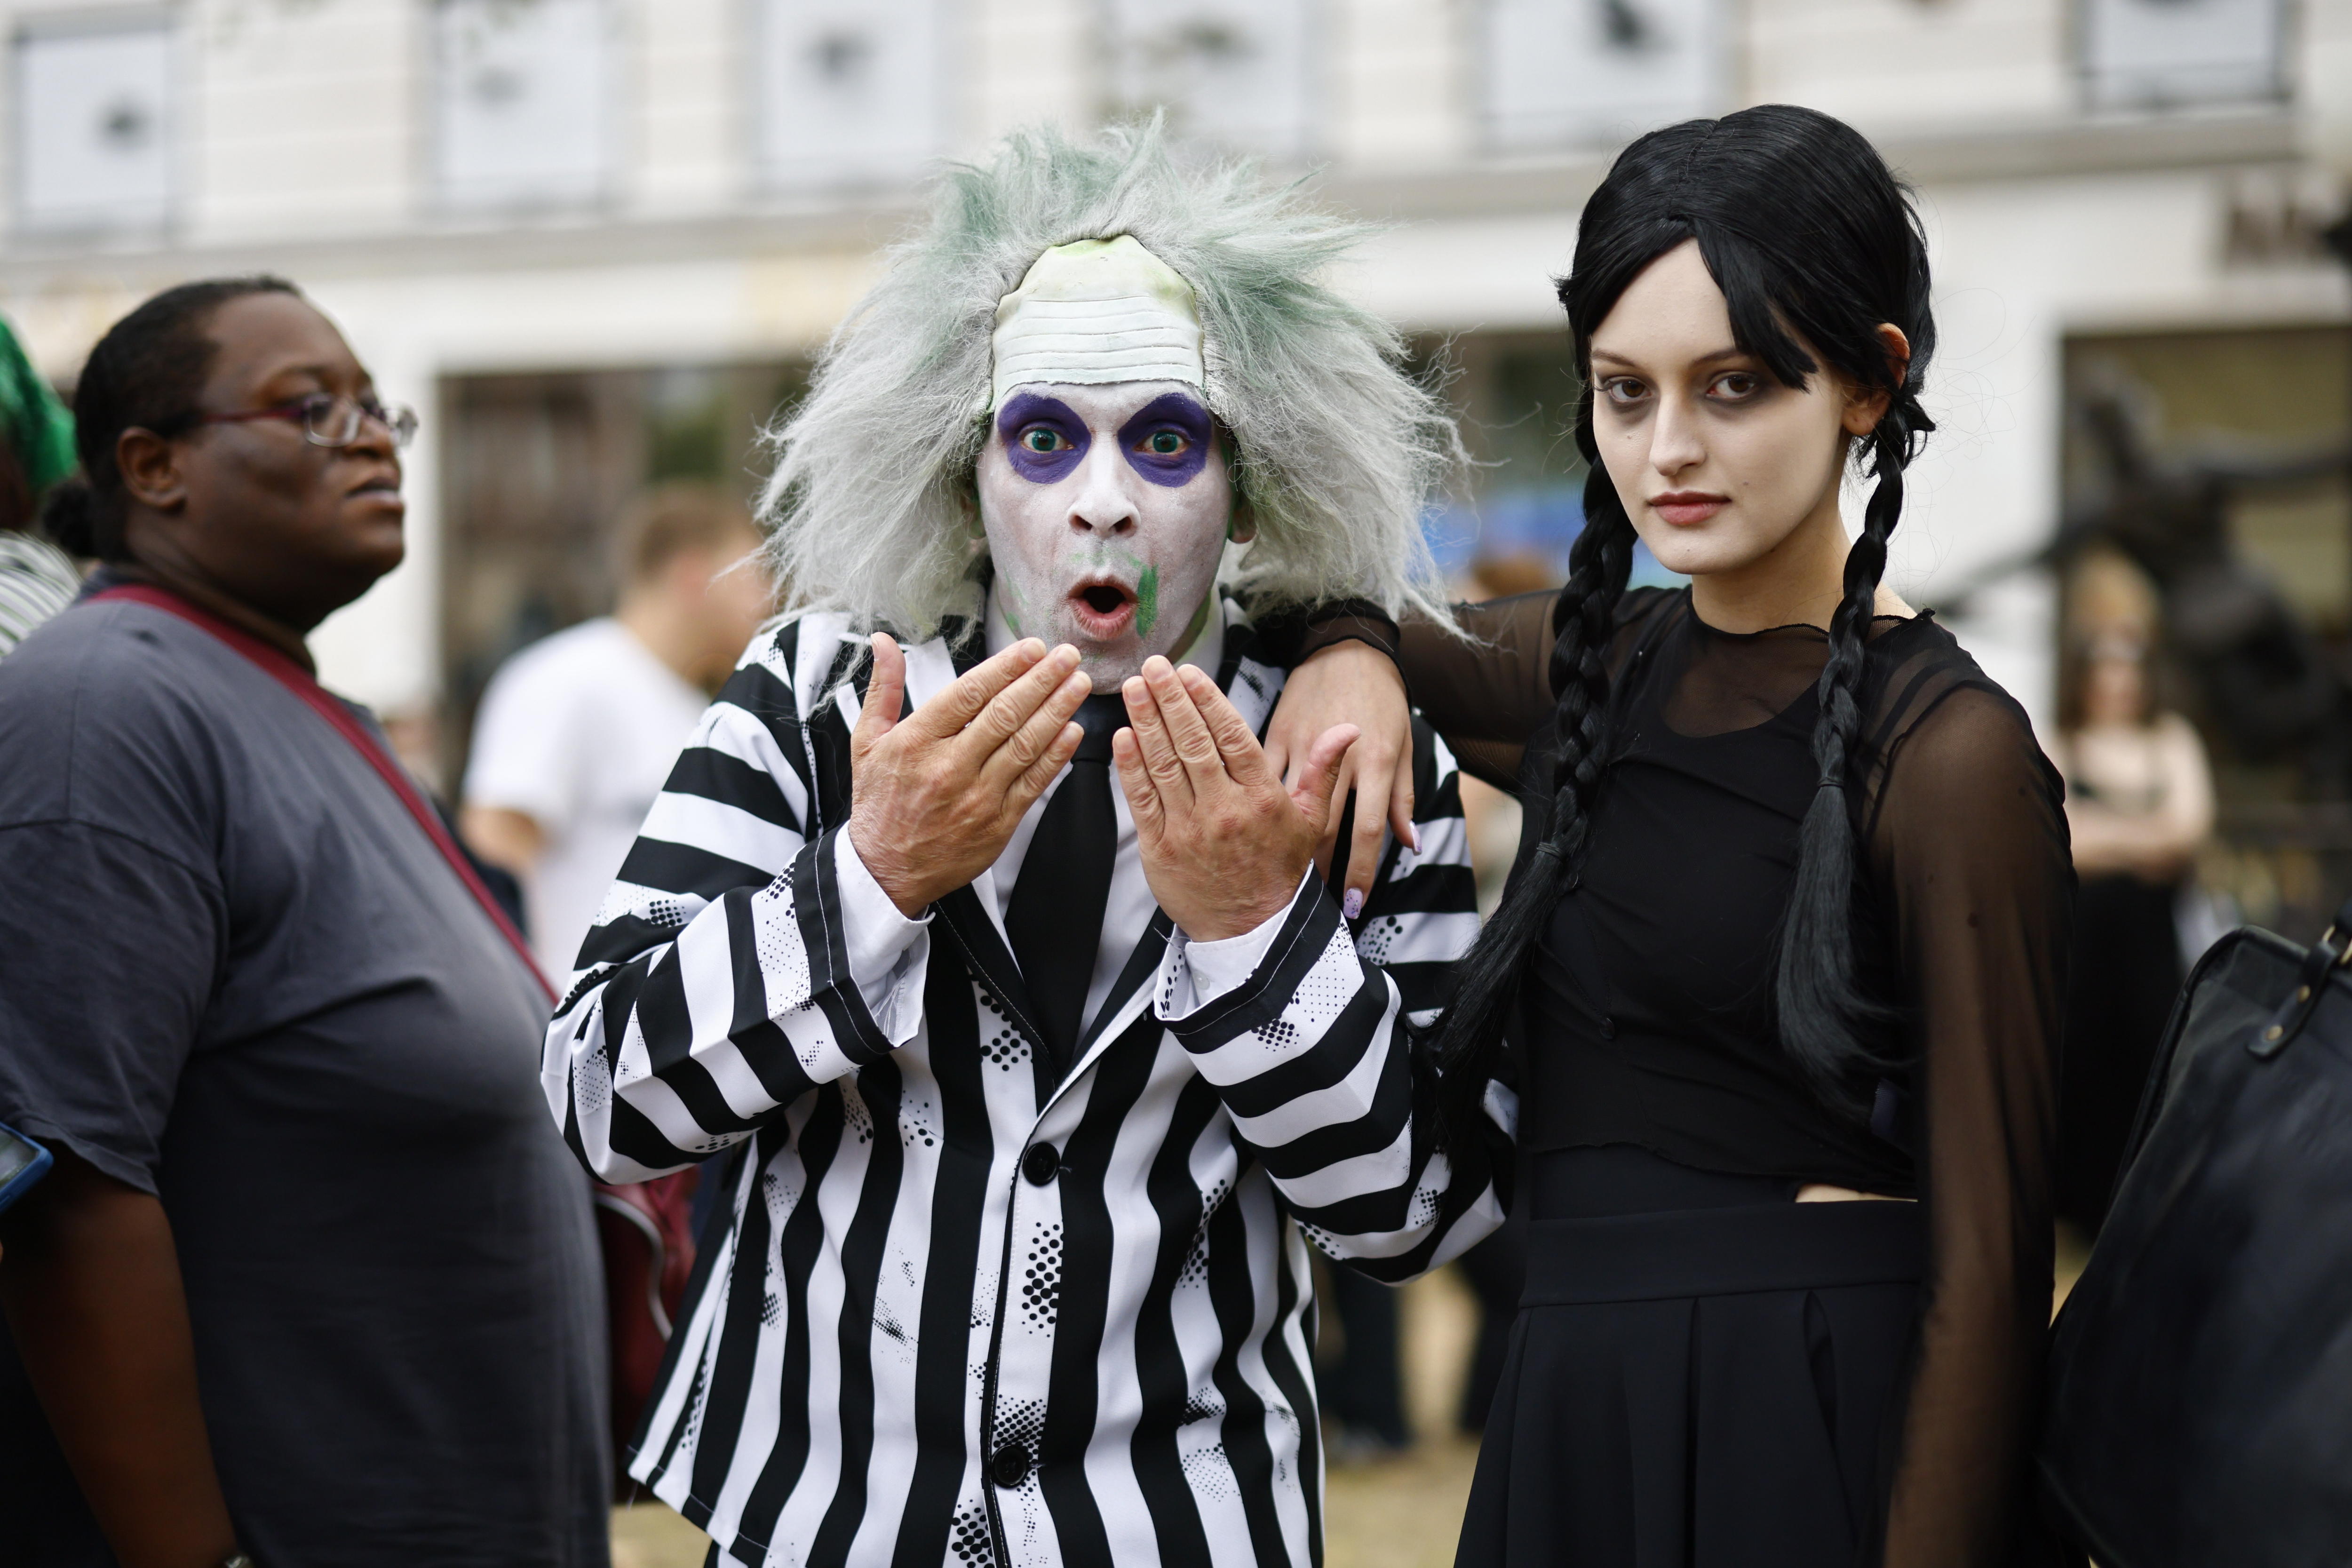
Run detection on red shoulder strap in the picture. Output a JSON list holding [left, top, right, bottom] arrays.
[[90, 583, 556, 1004]]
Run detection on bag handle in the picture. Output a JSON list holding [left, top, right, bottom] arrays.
[[2249, 891, 2352, 1060]]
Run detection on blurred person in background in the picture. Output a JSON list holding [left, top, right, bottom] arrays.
[[0, 277, 608, 1568], [2049, 556, 2213, 1237], [0, 315, 83, 658], [461, 482, 770, 980]]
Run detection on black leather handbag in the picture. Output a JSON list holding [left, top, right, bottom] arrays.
[[2040, 901, 2352, 1568]]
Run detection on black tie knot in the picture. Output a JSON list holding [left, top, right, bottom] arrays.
[[1070, 693, 1126, 764]]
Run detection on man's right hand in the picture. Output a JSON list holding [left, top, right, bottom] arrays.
[[847, 633, 1091, 916]]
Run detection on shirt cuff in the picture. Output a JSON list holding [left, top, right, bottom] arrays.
[[1157, 873, 1315, 1021], [831, 828, 932, 1047]]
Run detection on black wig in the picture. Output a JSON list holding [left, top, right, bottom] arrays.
[[1431, 103, 1938, 1128]]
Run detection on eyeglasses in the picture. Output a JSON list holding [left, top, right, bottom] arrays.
[[185, 393, 419, 449]]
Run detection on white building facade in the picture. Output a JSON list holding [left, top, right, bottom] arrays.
[[0, 0, 2344, 734]]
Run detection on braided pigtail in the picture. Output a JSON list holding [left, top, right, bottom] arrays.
[[1430, 451, 1635, 1148], [1775, 411, 1928, 1106]]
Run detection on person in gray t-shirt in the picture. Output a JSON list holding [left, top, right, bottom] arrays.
[[0, 278, 607, 1566]]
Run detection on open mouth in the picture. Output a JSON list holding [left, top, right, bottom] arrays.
[[1068, 580, 1138, 640]]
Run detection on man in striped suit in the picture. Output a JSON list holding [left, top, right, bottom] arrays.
[[544, 123, 1501, 1568]]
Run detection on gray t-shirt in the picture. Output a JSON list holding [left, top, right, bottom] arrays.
[[0, 591, 609, 1566]]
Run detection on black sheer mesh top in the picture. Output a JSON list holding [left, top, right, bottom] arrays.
[[1393, 584, 2073, 1568]]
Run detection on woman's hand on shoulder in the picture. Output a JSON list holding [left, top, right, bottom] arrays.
[[1264, 641, 1416, 920]]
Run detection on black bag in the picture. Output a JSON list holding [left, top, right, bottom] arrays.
[[2040, 902, 2352, 1567]]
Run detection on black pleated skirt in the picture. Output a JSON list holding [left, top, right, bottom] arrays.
[[1457, 1148, 1926, 1568]]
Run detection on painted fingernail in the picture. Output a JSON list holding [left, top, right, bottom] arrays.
[[1407, 824, 1422, 852], [1343, 888, 1364, 921]]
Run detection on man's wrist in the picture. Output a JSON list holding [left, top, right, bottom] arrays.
[[1161, 872, 1314, 1017], [843, 815, 931, 918]]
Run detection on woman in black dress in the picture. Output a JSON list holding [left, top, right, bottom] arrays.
[[1280, 105, 2072, 1566]]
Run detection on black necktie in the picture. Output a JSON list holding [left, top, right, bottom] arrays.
[[1003, 694, 1124, 1068]]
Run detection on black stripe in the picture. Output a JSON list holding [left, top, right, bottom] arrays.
[[931, 886, 1057, 1104], [1210, 984, 1388, 1122], [664, 743, 806, 831], [803, 1059, 906, 1568], [793, 829, 895, 1066], [619, 836, 777, 903], [1034, 1019, 1158, 1563], [1360, 863, 1480, 916], [1380, 959, 1459, 1018], [1202, 1175, 1288, 1568], [1254, 1218, 1322, 1564], [632, 936, 704, 1076], [605, 1094, 709, 1174], [715, 632, 815, 751], [893, 971, 996, 1568], [729, 1095, 849, 1544], [721, 893, 825, 1107], [676, 1121, 794, 1521], [1250, 1042, 1412, 1178], [1127, 1072, 1225, 1568], [575, 912, 687, 974], [628, 1152, 747, 1468]]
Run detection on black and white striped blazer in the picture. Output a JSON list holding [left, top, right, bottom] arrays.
[[543, 604, 1498, 1568]]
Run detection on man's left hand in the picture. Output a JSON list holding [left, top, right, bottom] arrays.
[[1114, 656, 1355, 943]]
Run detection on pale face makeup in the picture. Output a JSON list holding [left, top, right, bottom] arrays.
[[1587, 239, 1893, 631], [977, 378, 1238, 685]]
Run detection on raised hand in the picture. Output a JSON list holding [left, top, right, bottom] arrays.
[[847, 633, 1091, 915], [1113, 655, 1357, 943]]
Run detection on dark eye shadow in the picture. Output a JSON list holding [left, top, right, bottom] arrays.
[[997, 392, 1090, 484], [1117, 392, 1213, 488]]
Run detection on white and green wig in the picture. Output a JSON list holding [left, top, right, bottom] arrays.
[[756, 119, 1462, 641]]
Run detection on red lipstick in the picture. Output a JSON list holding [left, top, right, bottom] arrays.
[[1650, 490, 1727, 527]]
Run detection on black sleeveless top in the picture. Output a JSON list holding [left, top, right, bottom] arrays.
[[1526, 598, 1921, 1192], [1383, 584, 2073, 1568]]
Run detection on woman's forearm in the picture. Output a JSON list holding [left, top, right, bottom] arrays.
[[0, 1150, 239, 1568], [1396, 590, 1563, 744]]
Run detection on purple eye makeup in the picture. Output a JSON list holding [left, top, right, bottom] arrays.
[[997, 392, 1090, 484], [1118, 393, 1213, 487]]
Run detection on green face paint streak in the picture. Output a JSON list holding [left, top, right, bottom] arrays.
[[1136, 565, 1160, 639]]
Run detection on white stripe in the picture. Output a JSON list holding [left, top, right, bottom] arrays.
[[1226, 983, 1403, 1149]]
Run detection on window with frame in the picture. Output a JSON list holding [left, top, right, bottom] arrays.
[[755, 0, 945, 192], [14, 13, 175, 235], [1480, 0, 1724, 153], [2079, 0, 2285, 111], [1104, 0, 1317, 159], [432, 0, 616, 213]]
